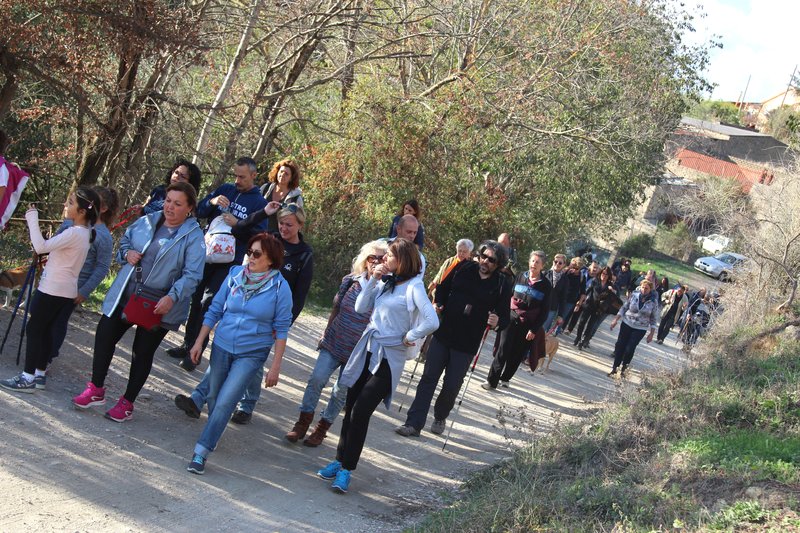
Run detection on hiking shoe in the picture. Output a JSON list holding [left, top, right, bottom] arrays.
[[607, 368, 618, 377], [395, 424, 420, 437], [179, 355, 197, 372], [230, 410, 252, 425], [33, 375, 46, 390], [187, 453, 206, 475], [175, 394, 201, 419], [73, 382, 106, 409], [105, 396, 134, 423], [500, 381, 510, 389], [331, 469, 351, 493], [430, 419, 446, 435], [166, 345, 189, 359], [317, 460, 342, 480], [0, 374, 36, 393], [480, 381, 495, 391]]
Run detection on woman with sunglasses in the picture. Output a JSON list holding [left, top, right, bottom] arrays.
[[284, 239, 389, 447], [316, 238, 438, 493], [174, 203, 313, 424], [183, 232, 293, 474]]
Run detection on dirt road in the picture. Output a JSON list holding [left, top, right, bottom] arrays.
[[0, 307, 688, 532]]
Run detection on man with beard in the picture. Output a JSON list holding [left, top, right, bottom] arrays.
[[395, 240, 511, 437]]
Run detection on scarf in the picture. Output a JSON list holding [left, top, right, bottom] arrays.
[[380, 273, 413, 295], [232, 265, 278, 302]]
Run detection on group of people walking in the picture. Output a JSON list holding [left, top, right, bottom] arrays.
[[0, 155, 710, 495]]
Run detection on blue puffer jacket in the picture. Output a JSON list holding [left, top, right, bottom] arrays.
[[203, 266, 293, 355], [102, 213, 205, 327]]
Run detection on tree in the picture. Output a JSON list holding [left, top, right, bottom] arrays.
[[688, 99, 741, 125], [765, 105, 800, 147]]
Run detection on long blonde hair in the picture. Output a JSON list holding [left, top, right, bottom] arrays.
[[351, 240, 389, 276]]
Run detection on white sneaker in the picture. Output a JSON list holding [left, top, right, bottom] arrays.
[[480, 381, 495, 391], [500, 381, 510, 389]]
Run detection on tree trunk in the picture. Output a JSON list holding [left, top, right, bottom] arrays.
[[192, 0, 263, 169], [0, 48, 18, 120], [340, 0, 363, 101]]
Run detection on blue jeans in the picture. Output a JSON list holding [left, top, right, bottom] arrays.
[[299, 348, 349, 423], [194, 343, 267, 457], [542, 309, 558, 333], [191, 346, 270, 416]]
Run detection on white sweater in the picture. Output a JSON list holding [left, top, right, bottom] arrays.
[[26, 210, 91, 299]]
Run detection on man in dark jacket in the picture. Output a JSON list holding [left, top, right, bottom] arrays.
[[395, 240, 511, 437], [168, 157, 268, 371], [542, 253, 568, 333]]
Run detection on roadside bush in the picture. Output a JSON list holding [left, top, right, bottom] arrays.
[[619, 232, 653, 258], [655, 221, 694, 259]]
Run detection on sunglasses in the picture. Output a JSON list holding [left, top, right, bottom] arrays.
[[246, 249, 264, 259], [367, 254, 385, 264], [553, 260, 564, 265], [479, 253, 497, 264], [283, 204, 300, 214]]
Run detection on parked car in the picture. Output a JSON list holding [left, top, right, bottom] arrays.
[[694, 252, 748, 281], [697, 234, 731, 254]]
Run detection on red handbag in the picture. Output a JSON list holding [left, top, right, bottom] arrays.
[[122, 265, 166, 331]]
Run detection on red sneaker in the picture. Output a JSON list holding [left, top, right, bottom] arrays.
[[72, 382, 106, 409], [105, 396, 134, 423]]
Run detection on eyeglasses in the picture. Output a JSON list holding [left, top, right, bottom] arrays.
[[246, 249, 264, 259], [479, 253, 497, 264], [367, 254, 385, 264]]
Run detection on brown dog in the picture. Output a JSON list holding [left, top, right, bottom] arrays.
[[534, 335, 560, 373], [0, 254, 43, 307]]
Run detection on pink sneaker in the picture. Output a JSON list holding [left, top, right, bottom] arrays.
[[105, 396, 134, 423], [72, 382, 106, 409]]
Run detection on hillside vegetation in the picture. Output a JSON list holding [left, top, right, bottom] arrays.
[[414, 327, 800, 531]]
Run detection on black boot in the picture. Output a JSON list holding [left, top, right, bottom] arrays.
[[620, 364, 629, 378]]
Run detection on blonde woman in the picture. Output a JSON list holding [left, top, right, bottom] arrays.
[[608, 279, 659, 378], [285, 239, 388, 447]]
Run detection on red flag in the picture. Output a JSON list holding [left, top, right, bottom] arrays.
[[0, 156, 30, 230]]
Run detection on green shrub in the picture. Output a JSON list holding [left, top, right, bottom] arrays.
[[619, 233, 653, 257], [655, 221, 695, 259]]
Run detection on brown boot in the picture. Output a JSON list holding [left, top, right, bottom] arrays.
[[285, 411, 314, 442], [303, 418, 332, 447]]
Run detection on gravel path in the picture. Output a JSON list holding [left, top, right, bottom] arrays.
[[0, 306, 688, 532]]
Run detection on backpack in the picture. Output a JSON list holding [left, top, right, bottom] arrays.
[[204, 215, 235, 263]]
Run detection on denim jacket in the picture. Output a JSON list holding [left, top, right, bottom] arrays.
[[102, 212, 205, 327]]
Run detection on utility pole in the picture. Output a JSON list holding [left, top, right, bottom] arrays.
[[779, 65, 797, 108]]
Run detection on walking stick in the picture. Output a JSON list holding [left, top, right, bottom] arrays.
[[397, 356, 421, 413], [1, 253, 38, 364], [442, 326, 490, 451], [398, 333, 434, 412]]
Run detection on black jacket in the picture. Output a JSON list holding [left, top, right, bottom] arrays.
[[544, 268, 568, 311], [434, 261, 511, 353]]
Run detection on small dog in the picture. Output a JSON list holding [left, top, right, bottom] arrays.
[[534, 335, 560, 373], [0, 254, 44, 307]]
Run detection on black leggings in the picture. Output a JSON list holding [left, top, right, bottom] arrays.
[[24, 290, 75, 374], [91, 305, 168, 403], [487, 319, 531, 386], [336, 353, 392, 471]]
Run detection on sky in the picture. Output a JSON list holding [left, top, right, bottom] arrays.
[[688, 0, 799, 103]]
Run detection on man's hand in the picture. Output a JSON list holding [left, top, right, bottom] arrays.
[[222, 212, 237, 227], [487, 312, 499, 329], [211, 195, 231, 209]]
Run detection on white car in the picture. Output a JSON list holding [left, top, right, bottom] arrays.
[[697, 234, 730, 254], [694, 252, 747, 281]]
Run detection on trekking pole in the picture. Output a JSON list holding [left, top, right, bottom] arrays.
[[442, 326, 490, 451], [398, 333, 434, 412], [398, 356, 421, 413], [0, 253, 38, 363]]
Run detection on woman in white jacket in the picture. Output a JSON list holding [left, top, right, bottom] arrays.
[[316, 238, 438, 494]]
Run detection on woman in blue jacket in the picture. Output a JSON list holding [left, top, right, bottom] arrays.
[[184, 232, 293, 475], [72, 182, 205, 422]]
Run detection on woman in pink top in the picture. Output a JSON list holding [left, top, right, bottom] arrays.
[[0, 186, 100, 393]]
